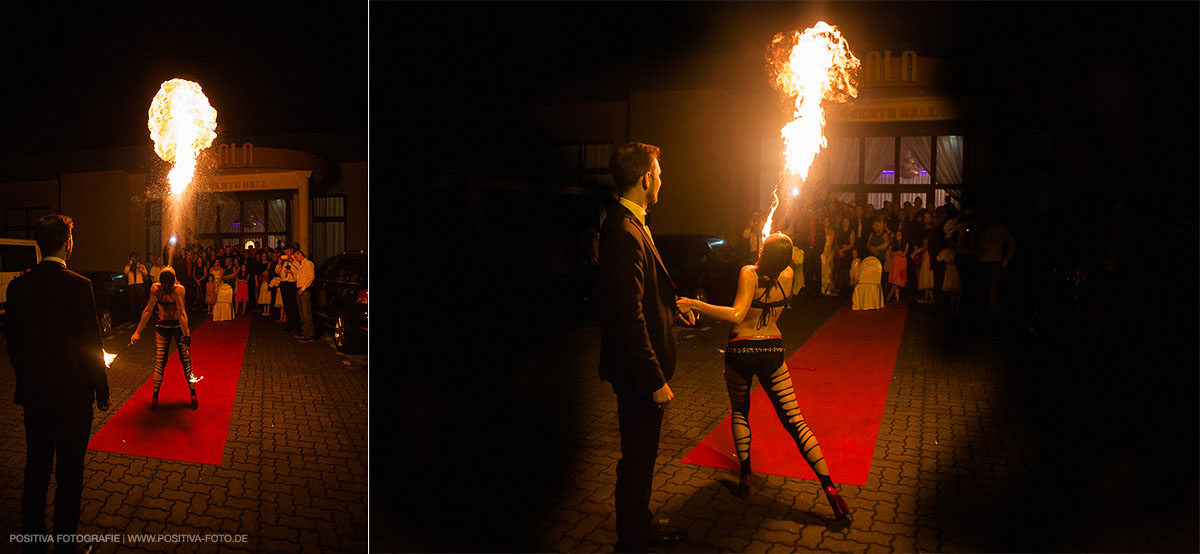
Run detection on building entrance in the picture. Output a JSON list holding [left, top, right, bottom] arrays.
[[190, 192, 291, 250]]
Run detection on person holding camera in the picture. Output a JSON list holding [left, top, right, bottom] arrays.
[[278, 246, 300, 332], [125, 252, 149, 318]]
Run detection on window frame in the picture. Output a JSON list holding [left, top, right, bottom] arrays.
[[5, 206, 51, 240], [822, 121, 971, 209]]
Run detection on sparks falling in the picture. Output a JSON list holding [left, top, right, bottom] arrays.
[[761, 21, 861, 245], [148, 79, 218, 196]]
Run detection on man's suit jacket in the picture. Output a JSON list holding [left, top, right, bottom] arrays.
[[6, 260, 110, 412], [597, 202, 678, 397]]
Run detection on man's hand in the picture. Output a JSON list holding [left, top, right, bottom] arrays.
[[652, 383, 674, 409], [130, 332, 140, 345], [675, 297, 696, 326]]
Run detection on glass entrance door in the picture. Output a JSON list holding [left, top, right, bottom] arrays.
[[192, 193, 290, 250]]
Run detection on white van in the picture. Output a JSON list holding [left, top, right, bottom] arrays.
[[0, 238, 42, 316]]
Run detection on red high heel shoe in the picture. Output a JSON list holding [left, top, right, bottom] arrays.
[[824, 485, 851, 521], [736, 472, 752, 498]]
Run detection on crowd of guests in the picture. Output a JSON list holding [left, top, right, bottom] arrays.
[[746, 195, 1016, 334], [125, 241, 317, 343]]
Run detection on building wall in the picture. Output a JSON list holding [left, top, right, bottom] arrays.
[[0, 179, 59, 214], [322, 161, 368, 253], [0, 132, 366, 270], [521, 102, 628, 143], [630, 88, 750, 241], [60, 171, 144, 272]]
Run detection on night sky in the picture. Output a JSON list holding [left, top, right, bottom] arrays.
[[0, 3, 366, 156]]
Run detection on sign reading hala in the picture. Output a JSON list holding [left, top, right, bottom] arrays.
[[860, 51, 918, 85], [217, 143, 254, 166]]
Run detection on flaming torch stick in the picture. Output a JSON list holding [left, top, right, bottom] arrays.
[[148, 79, 218, 265], [761, 21, 861, 246]]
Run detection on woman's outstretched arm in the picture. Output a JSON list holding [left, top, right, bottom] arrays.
[[677, 266, 757, 324]]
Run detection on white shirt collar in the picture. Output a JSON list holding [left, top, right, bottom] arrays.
[[618, 196, 648, 226]]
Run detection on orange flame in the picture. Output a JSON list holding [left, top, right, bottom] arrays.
[[761, 21, 860, 246], [148, 79, 218, 195]]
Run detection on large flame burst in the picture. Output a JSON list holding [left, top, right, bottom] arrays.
[[148, 79, 218, 195], [761, 21, 860, 245]]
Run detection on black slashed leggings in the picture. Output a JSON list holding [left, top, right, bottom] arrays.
[[154, 320, 196, 395], [724, 337, 832, 487]]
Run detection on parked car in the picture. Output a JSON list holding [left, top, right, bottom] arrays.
[[0, 238, 41, 319], [312, 251, 367, 353], [654, 234, 741, 326], [80, 271, 136, 337]]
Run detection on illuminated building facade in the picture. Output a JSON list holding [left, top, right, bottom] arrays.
[[0, 132, 366, 271]]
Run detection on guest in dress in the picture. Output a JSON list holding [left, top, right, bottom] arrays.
[[204, 256, 219, 315], [233, 258, 249, 316], [258, 252, 273, 316], [914, 237, 935, 304], [834, 216, 855, 296], [887, 230, 909, 303], [820, 217, 837, 296], [938, 246, 961, 315]]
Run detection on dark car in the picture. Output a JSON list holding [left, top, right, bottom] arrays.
[[654, 234, 741, 325], [312, 251, 367, 353], [81, 271, 136, 337]]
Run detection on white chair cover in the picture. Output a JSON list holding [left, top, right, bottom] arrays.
[[213, 283, 234, 321], [853, 257, 884, 311]]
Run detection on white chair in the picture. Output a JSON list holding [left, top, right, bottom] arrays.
[[213, 282, 234, 321], [852, 256, 884, 311]]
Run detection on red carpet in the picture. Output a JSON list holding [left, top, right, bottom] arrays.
[[88, 315, 252, 465], [681, 305, 908, 486]]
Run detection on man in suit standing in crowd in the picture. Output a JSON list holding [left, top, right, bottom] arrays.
[[597, 142, 695, 552], [7, 214, 110, 554]]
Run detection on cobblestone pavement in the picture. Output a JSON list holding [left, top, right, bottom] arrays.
[[420, 290, 1194, 553], [0, 310, 367, 554]]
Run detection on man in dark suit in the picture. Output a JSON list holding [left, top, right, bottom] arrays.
[[7, 214, 110, 554], [597, 142, 695, 552]]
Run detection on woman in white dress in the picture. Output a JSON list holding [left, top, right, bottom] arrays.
[[937, 246, 961, 314], [820, 217, 836, 296]]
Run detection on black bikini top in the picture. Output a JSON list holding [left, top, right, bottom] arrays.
[[156, 288, 176, 306], [750, 278, 788, 329]]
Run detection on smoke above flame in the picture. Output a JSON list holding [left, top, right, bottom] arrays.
[[148, 79, 218, 195], [760, 21, 861, 246]]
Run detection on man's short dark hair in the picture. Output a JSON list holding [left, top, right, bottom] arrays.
[[610, 142, 661, 194], [34, 214, 73, 254]]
